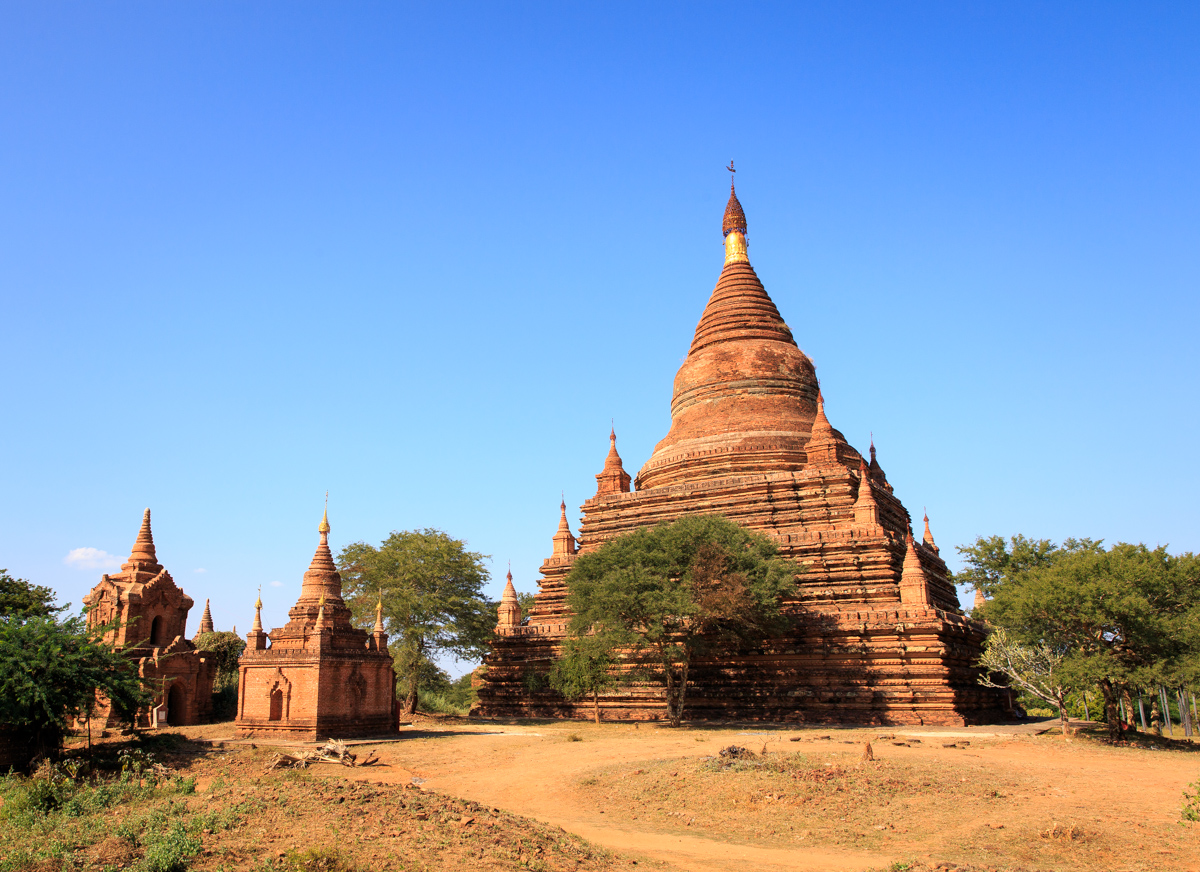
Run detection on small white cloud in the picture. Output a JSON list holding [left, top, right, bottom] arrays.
[[270, 580, 283, 587], [64, 547, 122, 571], [193, 568, 207, 574]]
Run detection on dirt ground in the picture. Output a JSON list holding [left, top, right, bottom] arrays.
[[165, 717, 1200, 872]]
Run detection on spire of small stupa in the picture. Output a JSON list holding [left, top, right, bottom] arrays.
[[853, 458, 881, 531], [723, 161, 749, 265], [252, 588, 263, 631], [974, 588, 986, 611], [922, 510, 939, 554], [595, 426, 632, 495], [374, 589, 384, 634], [810, 389, 834, 441], [315, 594, 327, 630], [497, 563, 523, 630], [552, 494, 578, 557], [301, 494, 343, 604], [195, 598, 214, 638], [121, 507, 163, 574], [899, 528, 932, 608]]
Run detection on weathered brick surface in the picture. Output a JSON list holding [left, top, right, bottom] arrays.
[[236, 510, 396, 740], [478, 185, 1009, 725], [82, 509, 216, 728]]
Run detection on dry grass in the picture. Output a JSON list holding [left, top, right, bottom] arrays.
[[0, 736, 645, 872]]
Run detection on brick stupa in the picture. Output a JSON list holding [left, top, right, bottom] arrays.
[[478, 180, 1008, 725], [83, 509, 216, 727], [235, 507, 396, 739]]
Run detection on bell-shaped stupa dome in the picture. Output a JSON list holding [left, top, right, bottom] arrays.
[[635, 179, 820, 489]]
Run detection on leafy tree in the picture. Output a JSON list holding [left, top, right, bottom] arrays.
[[194, 631, 247, 718], [953, 535, 1073, 600], [193, 631, 246, 690], [564, 514, 799, 727], [516, 591, 536, 625], [0, 611, 148, 760], [977, 627, 1070, 735], [337, 529, 495, 714], [960, 536, 1200, 741], [0, 570, 57, 619], [549, 634, 620, 724]]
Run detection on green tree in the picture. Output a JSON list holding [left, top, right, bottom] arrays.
[[976, 626, 1070, 735], [516, 591, 536, 624], [194, 631, 247, 720], [0, 570, 57, 619], [960, 536, 1200, 741], [549, 634, 620, 724], [0, 610, 148, 760], [564, 514, 799, 727], [193, 631, 246, 688], [337, 529, 495, 715]]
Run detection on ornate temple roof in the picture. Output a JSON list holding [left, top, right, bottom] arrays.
[[299, 506, 345, 606], [120, 508, 164, 576]]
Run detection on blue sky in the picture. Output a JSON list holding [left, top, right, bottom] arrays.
[[3, 3, 1197, 674]]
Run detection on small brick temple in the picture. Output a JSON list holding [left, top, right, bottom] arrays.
[[235, 507, 396, 739], [83, 509, 216, 727], [478, 179, 1009, 725]]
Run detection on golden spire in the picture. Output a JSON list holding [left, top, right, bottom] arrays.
[[722, 163, 749, 266], [252, 587, 263, 632], [374, 589, 384, 633], [318, 492, 330, 536], [255, 585, 262, 610]]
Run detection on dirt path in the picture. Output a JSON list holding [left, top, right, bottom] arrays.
[[335, 724, 893, 872], [196, 720, 1200, 872]]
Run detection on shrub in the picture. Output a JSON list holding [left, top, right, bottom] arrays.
[[1183, 777, 1200, 823], [139, 819, 201, 872]]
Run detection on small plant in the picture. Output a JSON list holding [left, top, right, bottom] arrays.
[[119, 748, 155, 779], [139, 819, 201, 872], [280, 847, 362, 871], [1183, 777, 1200, 823], [566, 733, 583, 743]]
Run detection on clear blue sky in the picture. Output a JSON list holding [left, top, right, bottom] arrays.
[[3, 3, 1198, 674]]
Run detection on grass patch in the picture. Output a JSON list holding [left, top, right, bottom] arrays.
[[0, 748, 252, 872]]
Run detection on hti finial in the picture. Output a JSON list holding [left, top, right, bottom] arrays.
[[318, 492, 330, 535], [726, 160, 736, 188], [255, 584, 262, 610]]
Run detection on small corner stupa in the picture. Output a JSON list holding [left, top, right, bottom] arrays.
[[235, 502, 396, 739], [83, 508, 216, 727]]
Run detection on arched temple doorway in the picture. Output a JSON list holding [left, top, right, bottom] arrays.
[[269, 688, 284, 721], [166, 683, 185, 726]]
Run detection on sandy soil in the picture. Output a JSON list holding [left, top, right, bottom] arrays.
[[172, 717, 1200, 872]]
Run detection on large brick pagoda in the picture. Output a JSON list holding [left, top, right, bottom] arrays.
[[478, 180, 1008, 726], [235, 508, 396, 739], [83, 509, 216, 727]]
